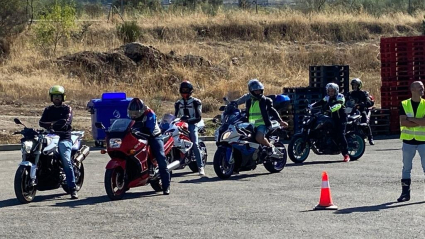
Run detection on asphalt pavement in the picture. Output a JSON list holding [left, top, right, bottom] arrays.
[[0, 139, 424, 238]]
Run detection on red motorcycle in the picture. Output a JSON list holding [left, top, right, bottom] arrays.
[[95, 118, 180, 200]]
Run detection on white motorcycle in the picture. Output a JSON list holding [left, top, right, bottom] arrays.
[[13, 118, 90, 203], [159, 114, 207, 173]]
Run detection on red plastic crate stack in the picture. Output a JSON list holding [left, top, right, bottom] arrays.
[[381, 36, 425, 133]]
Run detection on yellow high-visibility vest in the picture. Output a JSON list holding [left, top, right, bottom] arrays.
[[400, 98, 425, 141], [249, 100, 265, 127]]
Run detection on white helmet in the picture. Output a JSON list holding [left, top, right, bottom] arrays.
[[325, 83, 339, 94], [248, 79, 264, 99]]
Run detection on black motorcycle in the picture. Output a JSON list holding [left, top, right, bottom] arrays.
[[13, 118, 89, 203], [288, 108, 365, 164], [345, 100, 374, 141]]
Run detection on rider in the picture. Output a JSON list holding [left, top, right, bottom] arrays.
[[128, 98, 171, 195], [309, 83, 350, 162], [174, 81, 205, 176], [346, 78, 375, 145], [242, 79, 288, 156], [39, 85, 78, 199]]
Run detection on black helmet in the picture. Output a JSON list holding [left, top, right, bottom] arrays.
[[248, 79, 264, 100], [127, 98, 145, 119], [351, 78, 362, 90], [179, 81, 194, 94]]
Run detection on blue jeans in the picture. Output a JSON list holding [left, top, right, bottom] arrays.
[[402, 143, 425, 179], [148, 136, 170, 190], [188, 124, 203, 168], [58, 140, 76, 190]]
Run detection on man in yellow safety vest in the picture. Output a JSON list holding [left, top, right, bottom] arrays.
[[398, 81, 425, 202]]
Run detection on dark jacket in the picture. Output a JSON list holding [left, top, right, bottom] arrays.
[[245, 96, 283, 127], [39, 104, 73, 141], [312, 94, 347, 123], [346, 90, 374, 111]]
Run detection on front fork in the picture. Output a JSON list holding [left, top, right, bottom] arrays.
[[25, 139, 43, 186]]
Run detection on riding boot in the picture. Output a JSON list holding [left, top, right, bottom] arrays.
[[397, 179, 411, 202]]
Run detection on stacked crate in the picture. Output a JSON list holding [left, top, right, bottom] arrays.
[[283, 87, 323, 134], [380, 36, 425, 133], [370, 108, 390, 135], [309, 65, 350, 95]]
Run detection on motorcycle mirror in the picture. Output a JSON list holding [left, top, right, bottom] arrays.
[[219, 106, 226, 111], [95, 122, 105, 129], [14, 118, 22, 125]]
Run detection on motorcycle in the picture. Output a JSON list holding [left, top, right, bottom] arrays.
[[13, 118, 89, 203], [95, 118, 180, 200], [159, 114, 207, 173], [288, 107, 366, 164], [213, 100, 287, 179], [345, 99, 374, 141]]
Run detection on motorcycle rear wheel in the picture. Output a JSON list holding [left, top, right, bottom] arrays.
[[14, 165, 37, 204], [347, 132, 366, 161], [62, 163, 85, 194], [288, 134, 310, 164], [105, 167, 126, 200], [188, 141, 208, 172], [263, 142, 287, 173]]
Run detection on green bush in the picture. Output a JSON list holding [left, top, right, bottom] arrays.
[[117, 21, 142, 43], [34, 0, 77, 55]]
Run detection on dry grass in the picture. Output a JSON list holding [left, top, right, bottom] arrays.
[[0, 9, 423, 142]]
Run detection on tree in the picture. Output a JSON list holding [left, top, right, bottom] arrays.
[[34, 0, 77, 55]]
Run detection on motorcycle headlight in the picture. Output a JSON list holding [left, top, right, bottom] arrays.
[[22, 141, 33, 154], [109, 138, 122, 148], [222, 131, 231, 140]]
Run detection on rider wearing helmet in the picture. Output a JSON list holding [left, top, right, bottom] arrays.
[[128, 98, 171, 195], [244, 79, 288, 156], [346, 78, 375, 145], [39, 85, 78, 199], [309, 83, 350, 162], [174, 81, 205, 176]]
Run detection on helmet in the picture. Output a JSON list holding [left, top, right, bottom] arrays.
[[325, 83, 339, 94], [49, 85, 66, 101], [351, 78, 362, 90], [127, 98, 145, 119], [248, 79, 264, 99], [180, 81, 193, 94]]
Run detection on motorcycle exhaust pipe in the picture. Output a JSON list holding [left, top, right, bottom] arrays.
[[75, 145, 90, 163], [167, 160, 180, 171]]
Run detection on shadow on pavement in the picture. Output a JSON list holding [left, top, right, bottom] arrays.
[[178, 172, 271, 184], [53, 190, 161, 208], [286, 160, 344, 167], [334, 201, 425, 214], [0, 193, 65, 208]]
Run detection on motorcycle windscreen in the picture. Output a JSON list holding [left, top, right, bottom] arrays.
[[108, 118, 132, 132]]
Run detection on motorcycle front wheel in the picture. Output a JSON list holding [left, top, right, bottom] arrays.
[[346, 132, 366, 161], [213, 147, 234, 179], [104, 167, 126, 200], [14, 165, 37, 204], [263, 142, 287, 173], [288, 134, 310, 164]]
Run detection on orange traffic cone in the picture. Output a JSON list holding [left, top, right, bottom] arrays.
[[314, 171, 338, 210]]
